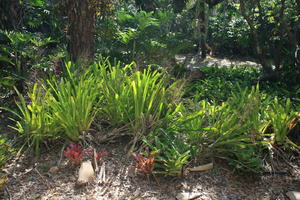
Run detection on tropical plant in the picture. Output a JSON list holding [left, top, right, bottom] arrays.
[[63, 142, 84, 166], [98, 60, 181, 149], [64, 143, 107, 166], [47, 62, 99, 141], [185, 66, 261, 103], [0, 30, 55, 89], [143, 128, 190, 176], [7, 84, 61, 155], [267, 97, 299, 148], [131, 150, 156, 175], [3, 84, 60, 156], [144, 86, 269, 173]]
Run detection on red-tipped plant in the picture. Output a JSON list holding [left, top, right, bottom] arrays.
[[64, 143, 84, 165], [131, 150, 155, 175]]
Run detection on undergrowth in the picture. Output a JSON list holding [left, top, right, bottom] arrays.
[[2, 59, 299, 175]]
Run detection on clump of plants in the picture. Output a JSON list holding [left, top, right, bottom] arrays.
[[5, 61, 101, 156], [143, 86, 293, 174], [47, 62, 100, 141], [143, 128, 191, 176], [185, 66, 260, 103], [5, 84, 61, 156], [97, 59, 182, 150], [266, 97, 299, 148]]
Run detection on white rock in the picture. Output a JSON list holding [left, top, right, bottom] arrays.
[[286, 191, 300, 200], [76, 160, 94, 186]]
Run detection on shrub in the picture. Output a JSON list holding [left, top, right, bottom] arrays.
[[185, 66, 260, 103]]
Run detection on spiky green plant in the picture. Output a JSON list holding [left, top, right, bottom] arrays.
[[48, 74, 99, 141], [267, 97, 298, 148], [144, 86, 268, 173], [3, 84, 60, 156], [143, 128, 190, 176], [98, 61, 181, 149]]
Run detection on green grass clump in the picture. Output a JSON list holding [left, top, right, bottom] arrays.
[[5, 62, 100, 155]]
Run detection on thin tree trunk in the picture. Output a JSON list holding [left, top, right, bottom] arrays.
[[196, 0, 207, 59]]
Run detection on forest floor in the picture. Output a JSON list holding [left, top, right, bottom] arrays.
[[2, 138, 300, 200], [1, 56, 300, 200]]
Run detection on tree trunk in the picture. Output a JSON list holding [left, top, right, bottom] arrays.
[[196, 0, 207, 59], [239, 0, 273, 74], [0, 0, 23, 30], [279, 0, 298, 48], [65, 0, 96, 62]]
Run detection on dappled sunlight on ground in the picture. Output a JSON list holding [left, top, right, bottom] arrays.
[[175, 54, 260, 70], [3, 141, 300, 200]]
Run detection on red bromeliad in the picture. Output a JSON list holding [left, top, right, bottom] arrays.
[[131, 151, 155, 175], [63, 143, 84, 165]]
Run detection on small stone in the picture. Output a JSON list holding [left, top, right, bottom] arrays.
[[286, 191, 300, 200], [176, 192, 201, 200]]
